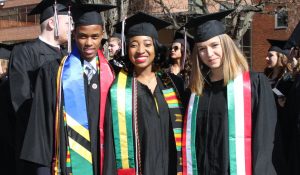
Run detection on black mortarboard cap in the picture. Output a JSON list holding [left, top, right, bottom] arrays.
[[173, 29, 194, 50], [28, 0, 68, 23], [285, 20, 300, 49], [111, 32, 122, 40], [185, 9, 234, 42], [0, 44, 13, 60], [101, 38, 108, 46], [72, 3, 116, 26], [267, 39, 290, 56], [114, 12, 171, 39]]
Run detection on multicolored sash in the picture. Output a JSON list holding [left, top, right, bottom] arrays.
[[110, 70, 136, 175], [182, 72, 252, 175], [53, 46, 114, 175], [159, 72, 184, 174], [110, 70, 183, 175]]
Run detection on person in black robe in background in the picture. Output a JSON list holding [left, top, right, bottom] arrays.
[[0, 44, 15, 175], [20, 3, 116, 175], [264, 39, 294, 174], [103, 12, 186, 175], [164, 30, 193, 89], [8, 1, 70, 174], [284, 20, 300, 175], [182, 10, 278, 175]]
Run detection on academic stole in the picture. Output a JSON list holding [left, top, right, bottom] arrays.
[[182, 72, 252, 175], [158, 71, 184, 175], [110, 70, 184, 175], [53, 47, 114, 175]]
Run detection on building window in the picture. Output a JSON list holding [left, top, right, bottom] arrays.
[[275, 6, 288, 29], [0, 5, 37, 29]]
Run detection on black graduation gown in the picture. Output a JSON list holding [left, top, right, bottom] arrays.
[[285, 74, 300, 175], [267, 74, 294, 173], [195, 72, 278, 175], [20, 59, 101, 175], [0, 76, 16, 175], [8, 38, 66, 171], [104, 75, 183, 175]]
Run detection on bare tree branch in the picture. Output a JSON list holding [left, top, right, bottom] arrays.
[[153, 0, 181, 29]]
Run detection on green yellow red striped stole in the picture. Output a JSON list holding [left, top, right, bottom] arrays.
[[158, 71, 184, 174], [110, 70, 184, 175], [110, 70, 136, 175], [182, 72, 252, 175]]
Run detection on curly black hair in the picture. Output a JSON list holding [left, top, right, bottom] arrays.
[[121, 38, 168, 73]]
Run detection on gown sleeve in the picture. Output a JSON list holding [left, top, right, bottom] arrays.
[[19, 63, 57, 167], [250, 72, 277, 175], [103, 96, 117, 175], [9, 44, 33, 112]]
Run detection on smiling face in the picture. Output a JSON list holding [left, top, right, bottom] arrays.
[[265, 51, 278, 68], [128, 36, 155, 71], [74, 24, 103, 61], [197, 36, 223, 70]]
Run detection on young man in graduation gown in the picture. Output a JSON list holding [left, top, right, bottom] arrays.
[[19, 3, 116, 175], [8, 1, 71, 174]]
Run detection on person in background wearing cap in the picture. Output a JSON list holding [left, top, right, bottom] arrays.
[[103, 12, 185, 175], [182, 9, 278, 175], [0, 44, 15, 175], [264, 39, 294, 174], [166, 31, 192, 89], [8, 0, 71, 174], [19, 3, 116, 175], [107, 32, 124, 73]]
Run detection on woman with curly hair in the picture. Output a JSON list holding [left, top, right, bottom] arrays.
[[104, 12, 185, 175], [167, 35, 192, 88]]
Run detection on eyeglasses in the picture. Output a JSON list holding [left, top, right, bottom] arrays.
[[170, 46, 179, 51]]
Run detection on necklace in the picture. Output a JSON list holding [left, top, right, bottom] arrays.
[[137, 73, 156, 86]]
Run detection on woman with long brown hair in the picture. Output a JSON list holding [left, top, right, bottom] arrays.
[[182, 10, 278, 175], [167, 34, 192, 88]]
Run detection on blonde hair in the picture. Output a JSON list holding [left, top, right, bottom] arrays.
[[189, 34, 249, 96]]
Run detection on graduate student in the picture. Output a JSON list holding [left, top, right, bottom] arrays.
[[107, 32, 124, 73], [182, 9, 278, 175], [103, 12, 185, 175], [20, 3, 116, 175], [166, 30, 193, 88], [283, 20, 300, 175], [8, 0, 71, 174]]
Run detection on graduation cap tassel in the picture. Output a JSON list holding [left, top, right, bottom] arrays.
[[121, 17, 126, 57], [54, 0, 59, 38], [67, 5, 72, 54], [181, 27, 187, 70]]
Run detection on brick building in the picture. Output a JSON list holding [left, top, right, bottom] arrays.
[[0, 0, 40, 43], [252, 2, 300, 72]]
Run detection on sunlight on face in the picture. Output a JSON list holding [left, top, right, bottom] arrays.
[[128, 36, 155, 71], [196, 36, 223, 70]]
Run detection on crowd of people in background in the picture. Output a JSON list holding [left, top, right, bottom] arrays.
[[1, 0, 300, 175]]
